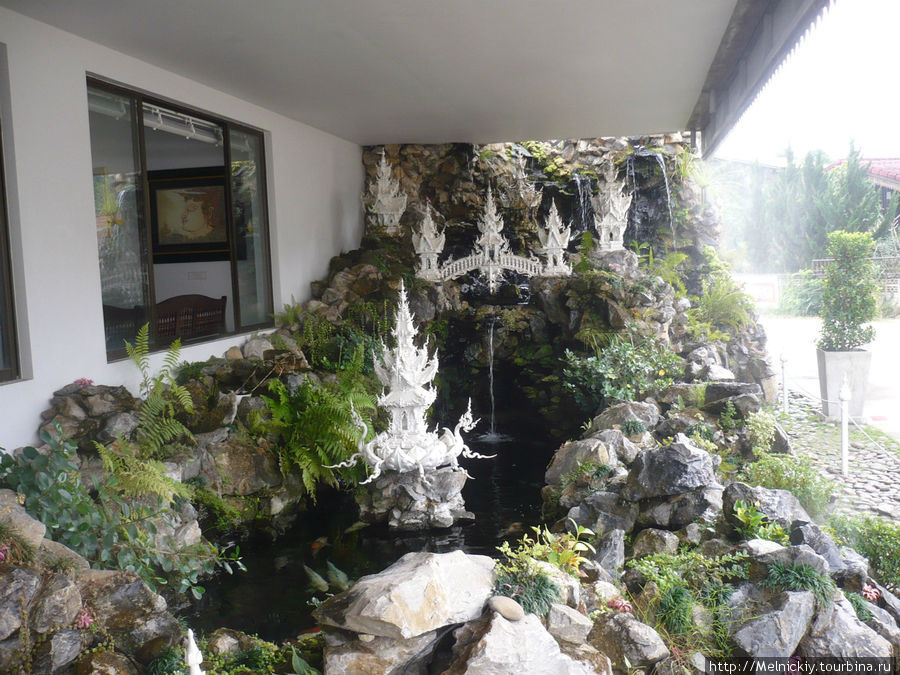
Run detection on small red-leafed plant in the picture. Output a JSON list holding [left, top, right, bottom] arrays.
[[607, 597, 633, 613]]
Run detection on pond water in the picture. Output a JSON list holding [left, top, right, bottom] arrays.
[[185, 436, 554, 642]]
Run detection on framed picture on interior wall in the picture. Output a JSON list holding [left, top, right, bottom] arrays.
[[149, 167, 230, 263]]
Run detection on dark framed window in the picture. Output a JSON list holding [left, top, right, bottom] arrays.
[[0, 117, 18, 382], [87, 78, 274, 359]]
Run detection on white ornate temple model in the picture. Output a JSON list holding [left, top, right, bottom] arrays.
[[363, 150, 408, 235], [537, 200, 572, 276], [592, 160, 633, 251], [412, 203, 445, 282], [335, 281, 489, 483], [474, 187, 514, 293]]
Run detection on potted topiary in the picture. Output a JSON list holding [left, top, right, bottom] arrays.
[[816, 230, 879, 418]]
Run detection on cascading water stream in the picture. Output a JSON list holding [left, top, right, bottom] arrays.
[[572, 173, 595, 233], [629, 147, 675, 240], [478, 316, 509, 443]]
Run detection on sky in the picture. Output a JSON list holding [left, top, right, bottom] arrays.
[[715, 0, 900, 166]]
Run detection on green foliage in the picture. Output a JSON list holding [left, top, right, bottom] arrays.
[[262, 376, 374, 500], [656, 585, 694, 635], [718, 401, 739, 433], [559, 461, 611, 491], [845, 591, 874, 622], [0, 521, 36, 565], [648, 251, 689, 296], [627, 550, 749, 595], [739, 452, 836, 518], [731, 499, 789, 544], [574, 231, 595, 274], [688, 277, 753, 342], [274, 295, 306, 328], [147, 647, 185, 675], [763, 561, 836, 607], [778, 270, 824, 316], [497, 520, 596, 577], [745, 410, 776, 454], [493, 563, 561, 616], [830, 514, 900, 588], [0, 427, 242, 598], [818, 230, 879, 350], [621, 419, 646, 436], [563, 325, 683, 411], [94, 440, 193, 505]]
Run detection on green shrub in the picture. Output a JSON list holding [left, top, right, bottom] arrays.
[[739, 452, 836, 518], [493, 563, 561, 616], [818, 231, 879, 351], [845, 591, 874, 622], [627, 550, 749, 596], [718, 401, 739, 433], [0, 427, 242, 598], [559, 461, 611, 491], [778, 270, 824, 316], [563, 325, 683, 410], [830, 515, 900, 588], [731, 499, 789, 544], [496, 520, 596, 578], [622, 419, 646, 436], [657, 585, 694, 635], [745, 410, 775, 454], [763, 561, 836, 607]]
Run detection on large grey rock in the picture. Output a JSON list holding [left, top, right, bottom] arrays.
[[593, 529, 625, 579], [75, 650, 138, 674], [0, 489, 46, 549], [314, 551, 494, 639], [622, 435, 719, 502], [546, 602, 593, 644], [834, 547, 869, 592], [0, 567, 41, 640], [488, 595, 524, 621], [39, 538, 91, 572], [591, 401, 661, 434], [545, 438, 616, 486], [75, 569, 166, 629], [703, 393, 761, 418], [559, 643, 613, 675], [31, 572, 81, 633], [726, 584, 816, 657], [447, 613, 594, 674], [356, 467, 472, 530], [588, 611, 669, 670], [586, 429, 641, 466], [790, 521, 843, 572], [322, 625, 439, 675], [704, 382, 763, 404], [723, 482, 811, 530], [747, 544, 829, 582], [200, 431, 282, 496], [865, 601, 900, 657], [242, 336, 274, 359], [632, 528, 679, 558], [532, 560, 580, 609], [32, 629, 84, 673], [638, 486, 723, 529], [567, 491, 637, 536], [799, 594, 892, 658], [99, 411, 140, 443]]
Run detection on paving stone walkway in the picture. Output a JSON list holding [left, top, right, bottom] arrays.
[[780, 390, 900, 520]]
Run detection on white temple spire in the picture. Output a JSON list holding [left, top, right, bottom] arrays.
[[592, 160, 632, 251], [363, 149, 408, 235], [413, 203, 445, 281], [538, 200, 572, 276]]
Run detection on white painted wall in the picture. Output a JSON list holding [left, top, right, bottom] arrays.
[[0, 8, 364, 448]]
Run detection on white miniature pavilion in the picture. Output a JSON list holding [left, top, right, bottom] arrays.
[[363, 150, 408, 235], [475, 187, 510, 293], [593, 160, 633, 251], [537, 200, 572, 276], [412, 203, 445, 282]]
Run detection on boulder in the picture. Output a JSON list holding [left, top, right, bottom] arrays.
[[790, 521, 843, 572], [356, 467, 471, 530], [656, 383, 709, 410], [76, 650, 139, 674], [632, 528, 679, 558], [622, 435, 719, 502], [39, 538, 91, 571], [591, 401, 661, 434], [726, 585, 816, 657], [833, 547, 869, 592], [546, 602, 593, 644], [637, 487, 723, 529], [0, 489, 46, 549], [32, 629, 84, 673], [747, 545, 829, 582], [559, 643, 613, 675], [545, 438, 617, 486], [242, 336, 274, 360], [865, 602, 900, 657], [593, 529, 625, 580], [587, 429, 641, 466], [704, 364, 736, 381], [313, 551, 494, 640], [703, 393, 761, 418], [588, 611, 669, 670], [722, 482, 811, 531], [31, 572, 81, 633], [567, 492, 637, 536], [704, 382, 763, 404], [799, 594, 892, 658], [446, 613, 594, 674], [533, 560, 581, 609], [0, 567, 41, 640], [199, 430, 282, 496], [772, 423, 792, 454]]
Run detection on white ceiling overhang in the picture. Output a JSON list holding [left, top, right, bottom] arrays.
[[0, 0, 829, 152]]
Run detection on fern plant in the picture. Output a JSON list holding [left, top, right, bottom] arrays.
[[94, 440, 192, 504], [263, 378, 374, 500], [126, 324, 195, 459]]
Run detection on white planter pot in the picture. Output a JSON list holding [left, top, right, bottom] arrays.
[[816, 348, 871, 419]]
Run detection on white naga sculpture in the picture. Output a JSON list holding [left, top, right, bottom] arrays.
[[185, 629, 205, 675], [332, 282, 491, 482], [363, 150, 408, 235], [538, 200, 572, 276], [592, 160, 633, 251], [412, 203, 445, 282]]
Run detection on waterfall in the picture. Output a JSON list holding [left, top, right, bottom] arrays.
[[572, 173, 595, 233], [478, 316, 509, 442], [630, 147, 675, 240]]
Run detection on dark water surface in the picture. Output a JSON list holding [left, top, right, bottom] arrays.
[[185, 437, 553, 642]]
